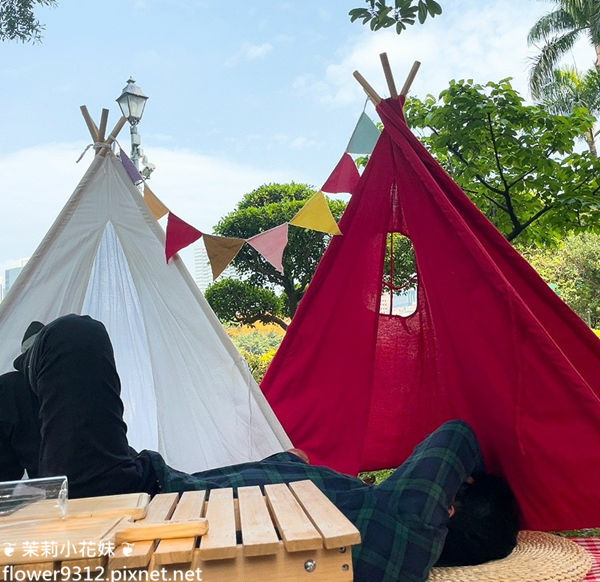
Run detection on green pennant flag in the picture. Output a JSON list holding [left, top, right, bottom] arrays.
[[345, 112, 380, 155]]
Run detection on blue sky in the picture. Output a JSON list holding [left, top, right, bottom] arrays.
[[0, 0, 593, 275]]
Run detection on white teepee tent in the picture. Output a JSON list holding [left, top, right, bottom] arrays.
[[0, 127, 291, 473]]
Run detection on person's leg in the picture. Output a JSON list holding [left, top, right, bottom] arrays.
[[0, 425, 24, 481], [25, 314, 152, 498], [376, 419, 485, 527], [0, 371, 41, 480]]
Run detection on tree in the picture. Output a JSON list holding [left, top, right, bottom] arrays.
[[231, 330, 282, 355], [204, 278, 288, 330], [536, 67, 600, 156], [0, 0, 56, 43], [521, 233, 600, 327], [223, 322, 283, 382], [237, 349, 278, 384], [528, 0, 600, 98], [210, 183, 346, 325], [404, 78, 600, 244], [349, 0, 442, 34]]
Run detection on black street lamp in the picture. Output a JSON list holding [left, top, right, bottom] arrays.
[[116, 78, 149, 170]]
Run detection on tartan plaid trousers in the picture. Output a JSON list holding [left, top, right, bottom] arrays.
[[146, 419, 484, 582]]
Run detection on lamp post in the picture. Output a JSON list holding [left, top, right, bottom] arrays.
[[116, 78, 148, 170]]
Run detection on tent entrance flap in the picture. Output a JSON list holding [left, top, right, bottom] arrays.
[[82, 221, 158, 453]]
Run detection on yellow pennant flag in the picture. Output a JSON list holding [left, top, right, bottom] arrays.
[[290, 191, 342, 235], [203, 234, 245, 280], [143, 185, 169, 220]]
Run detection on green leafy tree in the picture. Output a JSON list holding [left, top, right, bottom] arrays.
[[536, 67, 600, 156], [210, 183, 346, 325], [204, 278, 288, 330], [349, 0, 442, 33], [521, 233, 600, 327], [232, 330, 283, 355], [404, 78, 600, 244], [379, 233, 418, 306], [238, 349, 278, 384], [528, 0, 600, 98], [0, 0, 56, 43]]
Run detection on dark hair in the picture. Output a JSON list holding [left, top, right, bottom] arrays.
[[436, 473, 519, 566]]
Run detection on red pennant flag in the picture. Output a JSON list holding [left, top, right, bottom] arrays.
[[321, 153, 360, 194], [247, 223, 289, 273], [165, 213, 202, 262]]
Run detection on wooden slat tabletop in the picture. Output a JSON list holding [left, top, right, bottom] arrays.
[[108, 492, 178, 570], [289, 480, 361, 549], [198, 488, 237, 560], [264, 483, 323, 552], [0, 492, 149, 523], [238, 485, 280, 556], [153, 490, 206, 567]]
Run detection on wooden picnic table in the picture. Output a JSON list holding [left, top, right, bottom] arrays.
[[0, 480, 361, 581]]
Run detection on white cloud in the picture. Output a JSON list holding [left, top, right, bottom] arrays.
[[145, 133, 174, 143], [294, 2, 595, 107], [226, 42, 274, 66], [244, 132, 319, 151], [0, 143, 87, 274], [288, 136, 319, 150]]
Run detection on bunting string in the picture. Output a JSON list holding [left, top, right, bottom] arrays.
[[114, 104, 382, 280]]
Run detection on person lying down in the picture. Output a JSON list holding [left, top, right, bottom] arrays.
[[0, 314, 520, 582]]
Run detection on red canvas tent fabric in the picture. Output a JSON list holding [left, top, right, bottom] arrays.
[[261, 96, 600, 531]]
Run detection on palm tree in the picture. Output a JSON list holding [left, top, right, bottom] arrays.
[[537, 67, 600, 155], [528, 0, 600, 98]]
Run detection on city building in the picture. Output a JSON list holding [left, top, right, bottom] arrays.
[[2, 258, 29, 300]]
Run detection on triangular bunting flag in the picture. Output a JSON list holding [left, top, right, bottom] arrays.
[[203, 234, 245, 280], [290, 192, 342, 235], [119, 149, 143, 184], [345, 112, 380, 154], [165, 213, 202, 262], [143, 185, 169, 220], [247, 223, 289, 273], [321, 153, 360, 194]]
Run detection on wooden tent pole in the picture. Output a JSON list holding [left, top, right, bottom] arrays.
[[379, 53, 398, 99], [400, 61, 421, 96], [101, 116, 127, 157], [80, 105, 99, 143], [353, 71, 382, 105], [97, 108, 109, 143]]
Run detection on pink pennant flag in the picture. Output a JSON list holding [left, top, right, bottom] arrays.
[[321, 153, 360, 194], [247, 223, 289, 273], [165, 213, 202, 262]]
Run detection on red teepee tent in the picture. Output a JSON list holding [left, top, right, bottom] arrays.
[[261, 96, 600, 531]]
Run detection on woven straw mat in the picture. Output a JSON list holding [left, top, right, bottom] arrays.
[[428, 531, 592, 582]]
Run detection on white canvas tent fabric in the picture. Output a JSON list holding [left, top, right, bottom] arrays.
[[0, 152, 291, 473]]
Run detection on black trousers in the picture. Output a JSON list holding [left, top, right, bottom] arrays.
[[22, 314, 156, 498], [0, 371, 41, 480]]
